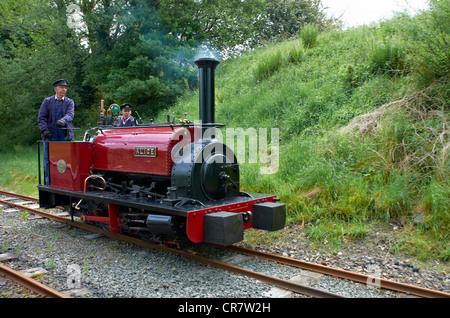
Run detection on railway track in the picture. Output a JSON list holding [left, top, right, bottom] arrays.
[[1, 190, 449, 298], [0, 262, 69, 298]]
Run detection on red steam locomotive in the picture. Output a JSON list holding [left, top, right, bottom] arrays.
[[37, 57, 286, 246]]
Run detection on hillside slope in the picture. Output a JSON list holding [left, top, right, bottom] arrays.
[[160, 4, 449, 260]]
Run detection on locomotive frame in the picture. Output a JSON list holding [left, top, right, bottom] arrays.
[[37, 57, 286, 246]]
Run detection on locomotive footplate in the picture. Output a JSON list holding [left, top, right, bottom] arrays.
[[37, 185, 286, 245]]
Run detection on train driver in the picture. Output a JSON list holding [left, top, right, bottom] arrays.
[[37, 79, 75, 185]]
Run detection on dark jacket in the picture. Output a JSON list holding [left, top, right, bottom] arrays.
[[116, 116, 137, 127], [38, 96, 75, 140]]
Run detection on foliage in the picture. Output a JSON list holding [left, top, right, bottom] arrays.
[[157, 0, 332, 56], [403, 0, 450, 85], [0, 0, 331, 148], [252, 39, 305, 81], [368, 40, 407, 76], [300, 23, 319, 48], [0, 0, 90, 147], [79, 0, 199, 115], [263, 0, 329, 39], [157, 0, 267, 56]]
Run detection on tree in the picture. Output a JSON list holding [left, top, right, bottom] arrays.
[[157, 0, 332, 56], [81, 0, 198, 113], [0, 0, 89, 148], [0, 0, 334, 148], [158, 0, 267, 56], [263, 0, 327, 39]]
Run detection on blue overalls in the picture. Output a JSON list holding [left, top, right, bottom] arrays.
[[44, 102, 66, 185]]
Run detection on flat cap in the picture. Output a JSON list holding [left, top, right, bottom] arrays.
[[53, 79, 68, 87], [120, 103, 133, 110]]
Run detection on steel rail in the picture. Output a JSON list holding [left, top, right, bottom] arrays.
[[0, 190, 39, 202], [0, 197, 342, 298], [0, 263, 69, 298], [222, 246, 450, 298]]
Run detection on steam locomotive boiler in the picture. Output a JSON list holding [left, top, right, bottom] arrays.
[[37, 57, 286, 246]]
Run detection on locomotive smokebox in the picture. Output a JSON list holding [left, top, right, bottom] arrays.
[[195, 57, 220, 125]]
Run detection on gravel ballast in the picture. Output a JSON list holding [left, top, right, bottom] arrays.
[[0, 203, 448, 299]]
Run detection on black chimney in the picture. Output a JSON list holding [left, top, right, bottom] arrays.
[[195, 57, 220, 125]]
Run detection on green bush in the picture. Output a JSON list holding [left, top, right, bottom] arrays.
[[423, 181, 450, 236], [407, 0, 450, 85], [368, 40, 406, 76], [253, 40, 305, 81], [300, 23, 319, 48]]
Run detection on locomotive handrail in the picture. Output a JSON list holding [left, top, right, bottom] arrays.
[[94, 122, 226, 130]]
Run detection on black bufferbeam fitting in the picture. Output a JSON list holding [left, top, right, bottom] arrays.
[[195, 57, 220, 125]]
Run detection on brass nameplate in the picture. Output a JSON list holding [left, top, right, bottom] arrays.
[[57, 159, 67, 173], [134, 146, 157, 158]]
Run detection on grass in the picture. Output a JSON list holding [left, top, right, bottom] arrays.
[[252, 39, 305, 82], [0, 144, 39, 197]]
